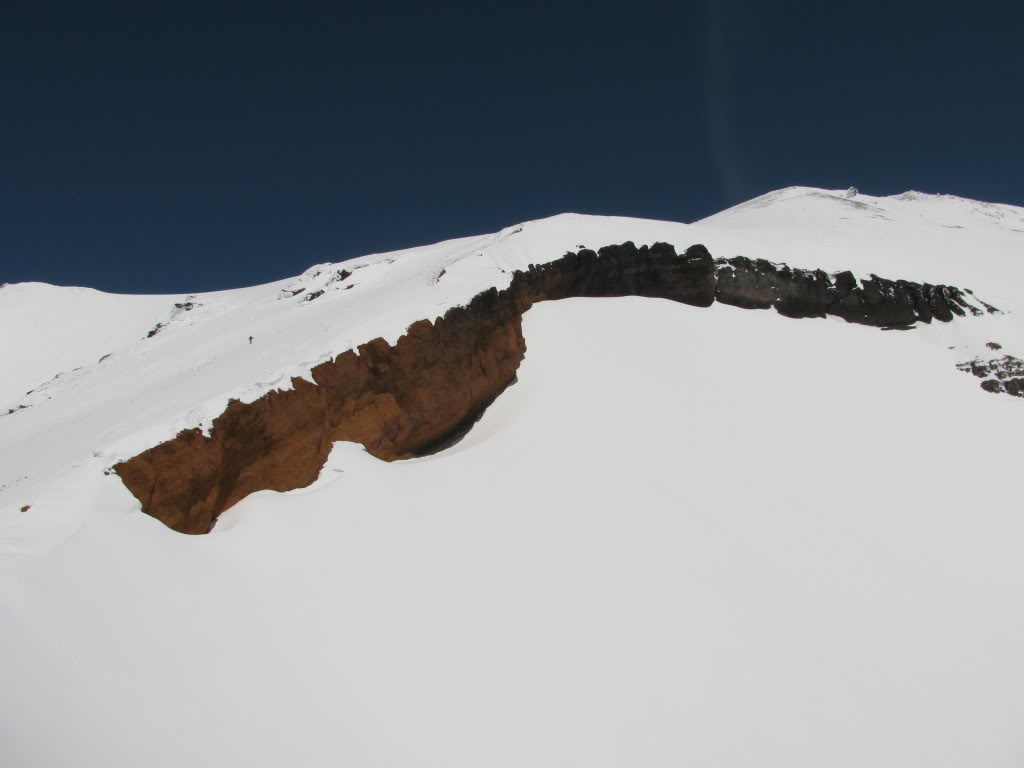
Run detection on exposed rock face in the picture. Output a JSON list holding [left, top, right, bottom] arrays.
[[957, 355, 1024, 397], [508, 243, 717, 309], [115, 288, 525, 534], [115, 242, 998, 533], [713, 256, 983, 327]]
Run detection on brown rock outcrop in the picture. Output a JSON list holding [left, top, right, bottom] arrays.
[[115, 242, 998, 533], [115, 287, 525, 534]]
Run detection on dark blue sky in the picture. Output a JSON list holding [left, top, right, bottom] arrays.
[[3, 0, 1022, 293]]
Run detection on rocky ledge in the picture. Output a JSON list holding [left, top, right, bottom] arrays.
[[115, 242, 998, 533], [957, 354, 1024, 397]]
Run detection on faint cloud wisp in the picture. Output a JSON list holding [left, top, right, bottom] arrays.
[[702, 0, 748, 204]]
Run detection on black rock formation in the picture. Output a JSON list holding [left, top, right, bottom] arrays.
[[957, 355, 1024, 397]]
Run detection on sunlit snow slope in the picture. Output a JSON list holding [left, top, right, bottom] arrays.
[[2, 187, 1023, 767]]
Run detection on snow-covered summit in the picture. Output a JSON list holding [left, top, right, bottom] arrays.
[[697, 186, 1024, 304], [2, 188, 1024, 767], [1, 188, 1021, 534]]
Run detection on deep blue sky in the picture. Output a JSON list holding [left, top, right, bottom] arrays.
[[3, 0, 1022, 293]]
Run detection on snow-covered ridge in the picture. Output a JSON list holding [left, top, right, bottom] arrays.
[[4, 187, 1024, 767], [113, 238, 1002, 534], [706, 184, 1024, 222], [2, 189, 1022, 543]]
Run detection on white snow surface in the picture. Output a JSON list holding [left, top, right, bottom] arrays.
[[2, 186, 1024, 766]]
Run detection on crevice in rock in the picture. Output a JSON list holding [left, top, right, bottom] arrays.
[[115, 242, 999, 534]]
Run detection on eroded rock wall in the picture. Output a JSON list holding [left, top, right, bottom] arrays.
[[957, 354, 1024, 397], [115, 242, 997, 533], [115, 287, 526, 534], [713, 256, 982, 326]]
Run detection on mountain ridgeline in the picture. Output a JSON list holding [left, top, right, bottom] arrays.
[[115, 242, 997, 533]]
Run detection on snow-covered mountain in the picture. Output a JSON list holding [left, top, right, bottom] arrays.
[[2, 187, 1023, 767]]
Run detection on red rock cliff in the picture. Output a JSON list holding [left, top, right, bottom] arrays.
[[115, 287, 525, 534]]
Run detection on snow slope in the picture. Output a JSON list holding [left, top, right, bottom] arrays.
[[0, 283, 173, 407], [2, 187, 1023, 766]]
